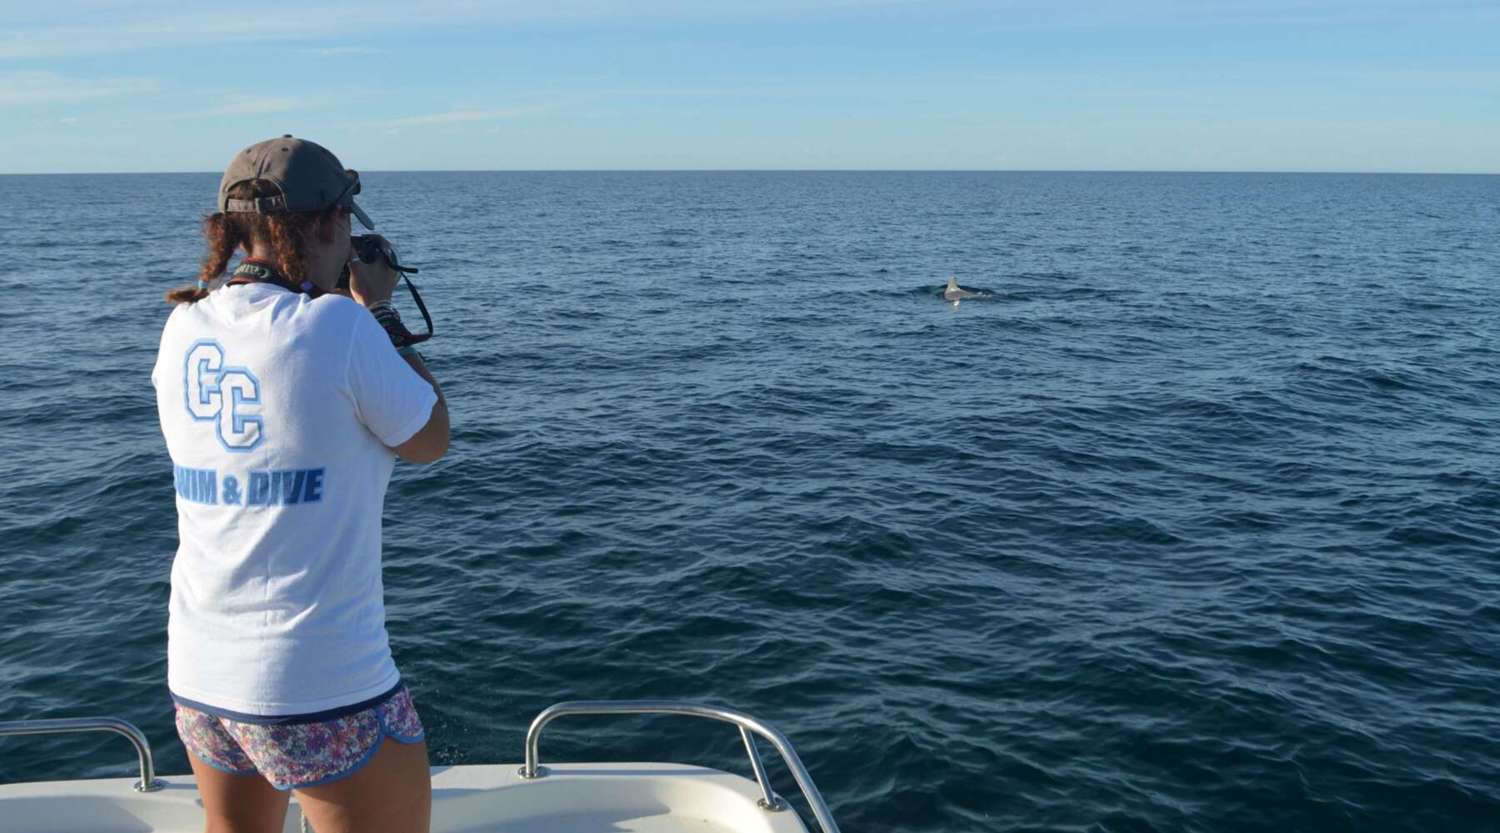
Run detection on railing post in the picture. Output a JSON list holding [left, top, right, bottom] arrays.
[[739, 727, 785, 811], [520, 701, 840, 833], [0, 717, 165, 792]]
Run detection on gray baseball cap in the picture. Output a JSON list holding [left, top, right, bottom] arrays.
[[218, 135, 374, 230]]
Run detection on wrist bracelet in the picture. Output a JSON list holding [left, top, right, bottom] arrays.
[[367, 300, 408, 347], [368, 300, 400, 324]]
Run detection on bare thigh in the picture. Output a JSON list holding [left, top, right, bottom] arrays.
[[294, 737, 432, 833], [188, 754, 291, 833]]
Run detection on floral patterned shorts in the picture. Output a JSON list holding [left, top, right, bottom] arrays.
[[174, 686, 425, 790]]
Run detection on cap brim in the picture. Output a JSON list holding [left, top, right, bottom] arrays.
[[349, 199, 375, 230]]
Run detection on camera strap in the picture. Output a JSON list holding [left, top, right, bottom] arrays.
[[226, 257, 434, 346], [226, 260, 323, 297]]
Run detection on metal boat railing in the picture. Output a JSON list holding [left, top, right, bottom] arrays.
[[0, 703, 842, 833], [520, 701, 841, 833], [0, 717, 164, 792]]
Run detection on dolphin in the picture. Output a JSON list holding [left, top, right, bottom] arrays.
[[943, 276, 985, 302]]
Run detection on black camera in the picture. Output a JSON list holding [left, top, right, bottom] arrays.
[[353, 234, 418, 274], [340, 234, 419, 289]]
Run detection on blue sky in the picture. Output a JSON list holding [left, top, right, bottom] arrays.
[[2, 0, 1496, 173]]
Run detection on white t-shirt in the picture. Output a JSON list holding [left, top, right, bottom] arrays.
[[152, 282, 437, 716]]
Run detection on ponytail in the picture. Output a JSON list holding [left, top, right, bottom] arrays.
[[165, 211, 240, 304], [164, 284, 212, 305]]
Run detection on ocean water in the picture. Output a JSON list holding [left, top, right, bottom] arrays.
[[1, 171, 1497, 832]]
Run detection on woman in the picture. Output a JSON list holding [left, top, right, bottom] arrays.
[[152, 135, 449, 833]]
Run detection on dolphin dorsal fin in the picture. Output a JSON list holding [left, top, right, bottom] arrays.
[[946, 276, 958, 290]]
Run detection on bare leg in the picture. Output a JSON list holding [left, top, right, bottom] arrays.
[[294, 738, 432, 833], [188, 754, 291, 833]]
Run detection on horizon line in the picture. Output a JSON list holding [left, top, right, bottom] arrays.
[[2, 168, 1497, 177]]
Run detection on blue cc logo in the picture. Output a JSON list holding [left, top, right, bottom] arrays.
[[183, 340, 264, 452]]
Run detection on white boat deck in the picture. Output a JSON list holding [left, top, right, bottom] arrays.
[[0, 762, 809, 833], [0, 701, 839, 833]]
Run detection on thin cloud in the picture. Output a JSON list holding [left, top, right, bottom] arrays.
[[586, 85, 785, 99], [0, 6, 368, 60], [175, 97, 315, 118], [3, 1, 990, 61], [0, 70, 156, 105], [303, 45, 380, 56], [383, 107, 533, 128]]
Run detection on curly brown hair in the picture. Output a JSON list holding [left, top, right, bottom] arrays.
[[166, 180, 340, 305]]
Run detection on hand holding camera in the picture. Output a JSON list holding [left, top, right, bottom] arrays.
[[342, 234, 434, 348]]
